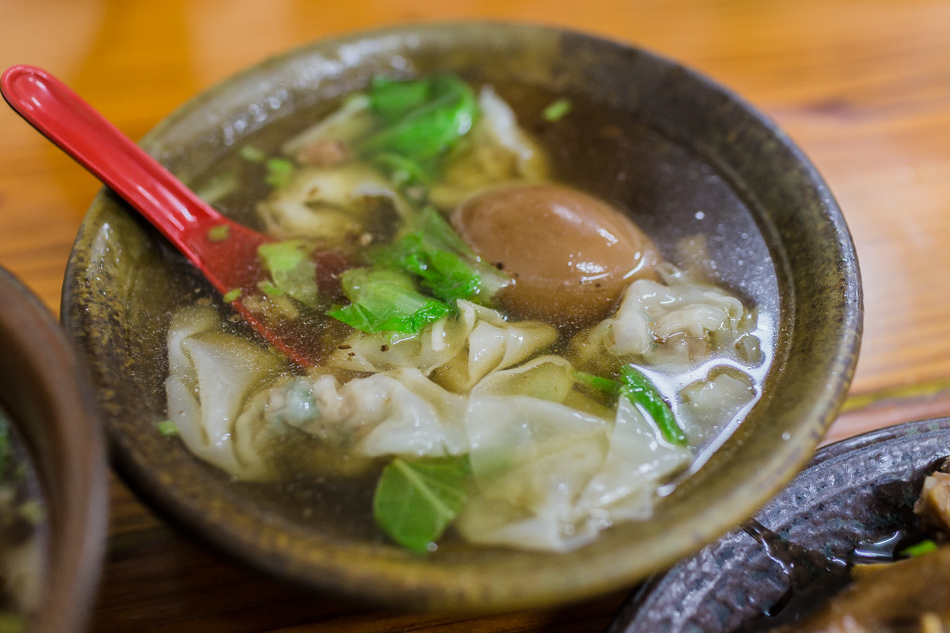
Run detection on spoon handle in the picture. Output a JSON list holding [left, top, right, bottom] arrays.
[[0, 65, 323, 367], [0, 65, 226, 252]]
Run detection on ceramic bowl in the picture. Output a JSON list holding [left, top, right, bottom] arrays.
[[61, 22, 861, 611], [611, 418, 950, 632], [0, 266, 108, 632]]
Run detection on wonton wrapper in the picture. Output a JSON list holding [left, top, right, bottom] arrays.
[[164, 305, 695, 552], [456, 395, 691, 552], [574, 275, 754, 370], [256, 163, 410, 242], [271, 368, 469, 459], [165, 305, 286, 481], [326, 300, 557, 392], [280, 94, 375, 159], [679, 369, 757, 444]]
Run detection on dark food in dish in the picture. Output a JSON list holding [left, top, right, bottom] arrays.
[[611, 419, 950, 633], [0, 408, 48, 631], [770, 464, 950, 632]]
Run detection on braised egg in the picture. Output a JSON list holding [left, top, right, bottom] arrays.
[[452, 183, 658, 326]]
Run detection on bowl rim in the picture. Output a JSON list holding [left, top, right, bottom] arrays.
[[0, 266, 108, 633], [61, 20, 862, 612]]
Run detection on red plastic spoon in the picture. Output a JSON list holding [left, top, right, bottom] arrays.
[[1, 65, 319, 367]]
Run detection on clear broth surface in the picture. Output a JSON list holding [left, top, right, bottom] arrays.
[[140, 79, 781, 550]]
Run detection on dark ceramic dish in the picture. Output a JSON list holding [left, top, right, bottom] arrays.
[[611, 418, 950, 633], [61, 23, 861, 611], [0, 266, 108, 633]]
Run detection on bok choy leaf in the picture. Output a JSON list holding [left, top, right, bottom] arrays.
[[368, 75, 431, 122], [257, 240, 320, 309], [371, 207, 509, 304], [359, 74, 478, 167], [373, 455, 471, 553], [328, 268, 450, 334]]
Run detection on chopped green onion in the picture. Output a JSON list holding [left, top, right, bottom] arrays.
[[265, 158, 296, 188], [373, 455, 471, 553], [239, 145, 266, 163], [156, 420, 179, 437], [571, 368, 685, 445], [619, 365, 687, 446], [207, 224, 230, 242], [257, 240, 319, 309], [572, 370, 620, 395], [223, 288, 242, 303], [543, 98, 572, 122], [329, 268, 450, 334], [901, 539, 939, 558], [258, 281, 284, 296]]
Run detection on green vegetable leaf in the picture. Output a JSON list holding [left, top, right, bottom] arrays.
[[371, 207, 508, 304], [376, 233, 479, 304], [328, 268, 450, 333], [257, 240, 320, 309], [571, 368, 686, 445], [360, 74, 478, 165], [265, 157, 296, 188], [417, 248, 483, 302], [373, 455, 471, 553], [369, 75, 432, 122], [619, 365, 687, 446], [409, 204, 473, 253]]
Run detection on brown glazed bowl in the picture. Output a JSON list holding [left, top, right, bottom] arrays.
[[0, 266, 107, 632], [61, 22, 861, 612]]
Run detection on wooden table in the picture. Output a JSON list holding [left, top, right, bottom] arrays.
[[2, 1, 949, 630]]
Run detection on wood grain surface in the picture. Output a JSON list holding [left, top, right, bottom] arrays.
[[2, 1, 950, 630]]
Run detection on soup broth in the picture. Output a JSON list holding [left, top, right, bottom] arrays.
[[153, 74, 779, 553]]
